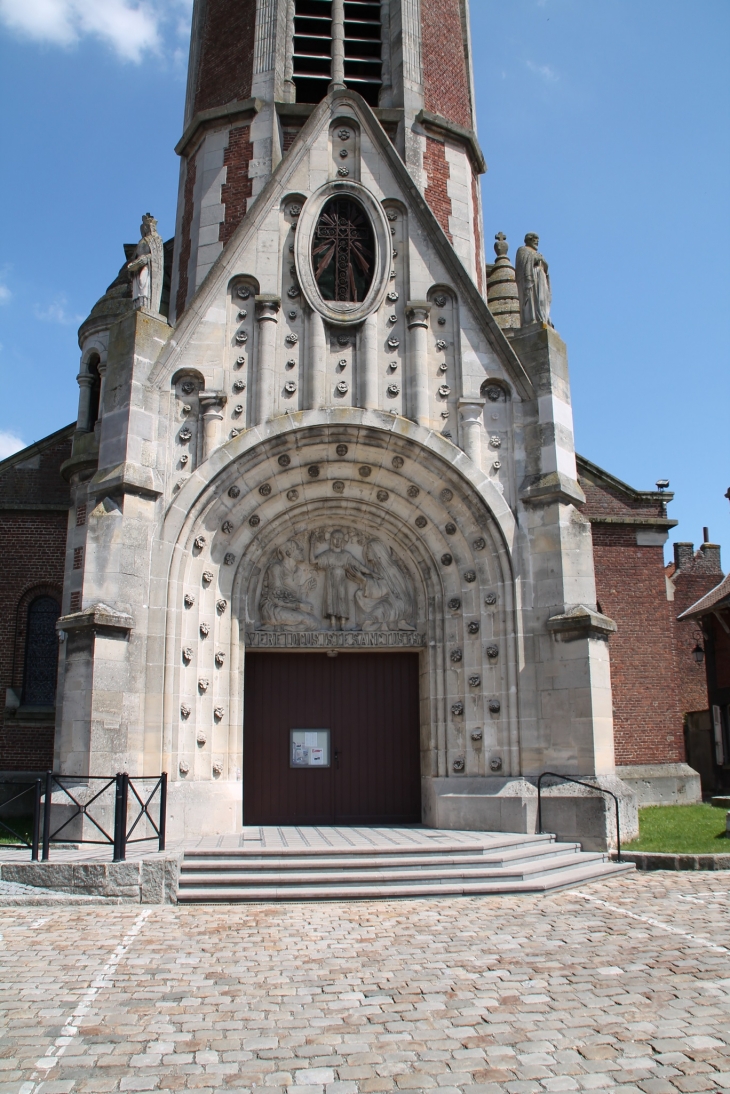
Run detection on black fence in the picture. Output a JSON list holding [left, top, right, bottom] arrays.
[[0, 772, 166, 862], [0, 779, 42, 859], [536, 771, 622, 861]]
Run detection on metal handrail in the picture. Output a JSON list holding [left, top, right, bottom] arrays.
[[0, 780, 42, 860], [536, 771, 621, 862]]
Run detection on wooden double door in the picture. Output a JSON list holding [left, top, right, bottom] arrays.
[[243, 651, 421, 825]]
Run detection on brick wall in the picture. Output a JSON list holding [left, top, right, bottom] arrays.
[[193, 0, 257, 116], [423, 137, 453, 240], [579, 458, 687, 767], [175, 151, 198, 320], [669, 543, 724, 716], [0, 428, 72, 771], [422, 0, 472, 130], [591, 525, 684, 766], [220, 125, 254, 246]]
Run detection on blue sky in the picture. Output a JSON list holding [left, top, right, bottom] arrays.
[[0, 0, 728, 560]]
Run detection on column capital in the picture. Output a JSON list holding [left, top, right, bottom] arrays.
[[405, 302, 431, 328], [199, 391, 227, 418], [255, 295, 281, 321], [458, 397, 486, 423], [76, 372, 96, 389]]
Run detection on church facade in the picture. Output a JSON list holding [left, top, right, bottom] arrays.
[[9, 0, 708, 844]]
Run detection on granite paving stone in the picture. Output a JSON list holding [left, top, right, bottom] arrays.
[[1, 874, 728, 1094]]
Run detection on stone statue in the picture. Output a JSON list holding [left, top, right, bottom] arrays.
[[515, 233, 553, 328], [259, 538, 319, 630], [127, 213, 164, 315], [353, 538, 416, 632], [309, 529, 370, 630]]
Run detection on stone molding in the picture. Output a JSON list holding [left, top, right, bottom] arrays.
[[519, 471, 586, 507], [175, 97, 262, 157], [586, 515, 678, 528], [293, 180, 392, 326], [89, 461, 163, 500], [546, 604, 617, 642], [56, 602, 134, 636], [415, 108, 487, 174]]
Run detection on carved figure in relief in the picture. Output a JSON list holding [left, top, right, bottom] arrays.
[[515, 233, 552, 327], [352, 538, 415, 632], [127, 213, 163, 314], [259, 538, 319, 630], [309, 529, 370, 629]]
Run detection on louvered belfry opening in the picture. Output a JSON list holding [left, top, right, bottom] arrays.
[[343, 1, 382, 105], [293, 0, 382, 106], [293, 0, 332, 104]]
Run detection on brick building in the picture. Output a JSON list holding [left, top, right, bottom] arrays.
[[0, 426, 73, 771], [0, 0, 722, 843], [677, 560, 729, 794]]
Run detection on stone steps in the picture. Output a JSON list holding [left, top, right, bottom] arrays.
[[177, 831, 633, 902]]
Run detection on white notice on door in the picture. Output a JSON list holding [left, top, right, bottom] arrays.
[[290, 729, 330, 767]]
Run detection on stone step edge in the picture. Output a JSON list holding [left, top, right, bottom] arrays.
[[176, 863, 635, 902], [177, 852, 606, 887], [183, 834, 557, 859], [179, 844, 583, 871]]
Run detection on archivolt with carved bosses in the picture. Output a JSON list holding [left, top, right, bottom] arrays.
[[158, 420, 518, 776]]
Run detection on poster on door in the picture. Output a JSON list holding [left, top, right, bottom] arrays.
[[290, 728, 331, 767]]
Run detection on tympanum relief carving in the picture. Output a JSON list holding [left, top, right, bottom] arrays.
[[256, 527, 416, 634]]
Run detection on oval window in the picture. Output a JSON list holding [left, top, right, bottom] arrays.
[[311, 198, 375, 302]]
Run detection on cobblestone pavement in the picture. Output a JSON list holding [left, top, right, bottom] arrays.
[[1, 872, 728, 1094]]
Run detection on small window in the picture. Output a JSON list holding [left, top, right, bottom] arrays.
[[312, 197, 374, 302], [86, 355, 101, 430], [22, 596, 61, 707]]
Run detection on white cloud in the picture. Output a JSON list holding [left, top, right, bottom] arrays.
[[0, 0, 193, 62], [0, 431, 25, 459], [34, 295, 83, 325], [0, 264, 11, 304], [526, 60, 559, 83]]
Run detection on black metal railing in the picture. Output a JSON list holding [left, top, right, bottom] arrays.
[[0, 772, 167, 863], [0, 779, 42, 860], [536, 771, 622, 862]]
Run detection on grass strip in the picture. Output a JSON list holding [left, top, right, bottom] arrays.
[[624, 803, 728, 854]]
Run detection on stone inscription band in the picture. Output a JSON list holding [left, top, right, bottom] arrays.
[[245, 631, 426, 648]]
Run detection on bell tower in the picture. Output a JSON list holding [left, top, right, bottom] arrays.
[[170, 0, 487, 321]]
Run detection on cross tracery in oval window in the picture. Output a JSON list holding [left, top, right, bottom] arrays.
[[311, 198, 375, 302]]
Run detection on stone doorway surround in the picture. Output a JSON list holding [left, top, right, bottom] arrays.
[[153, 412, 520, 840]]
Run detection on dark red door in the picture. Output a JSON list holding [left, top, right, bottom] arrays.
[[243, 652, 421, 824]]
